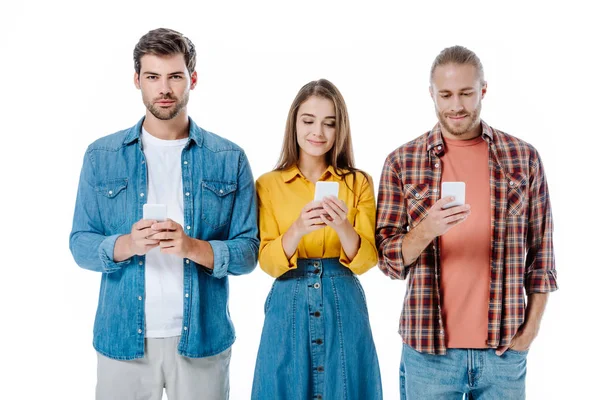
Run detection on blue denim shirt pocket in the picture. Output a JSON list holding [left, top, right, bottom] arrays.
[[95, 178, 128, 230], [201, 180, 237, 229]]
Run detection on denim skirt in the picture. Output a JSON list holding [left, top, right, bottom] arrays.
[[251, 258, 382, 400]]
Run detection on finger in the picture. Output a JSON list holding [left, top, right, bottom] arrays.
[[140, 239, 160, 246], [147, 232, 172, 241], [305, 209, 327, 220], [326, 197, 348, 213], [495, 345, 509, 356], [135, 219, 156, 230], [319, 214, 332, 226], [323, 202, 344, 220], [436, 196, 468, 211], [442, 204, 471, 217], [444, 211, 470, 224], [307, 217, 326, 226], [303, 201, 323, 212], [152, 219, 177, 231]]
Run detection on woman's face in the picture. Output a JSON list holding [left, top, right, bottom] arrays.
[[296, 95, 336, 161]]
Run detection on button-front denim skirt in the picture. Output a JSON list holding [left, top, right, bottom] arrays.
[[252, 258, 383, 400]]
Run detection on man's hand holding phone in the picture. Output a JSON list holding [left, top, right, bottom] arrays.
[[419, 186, 471, 240]]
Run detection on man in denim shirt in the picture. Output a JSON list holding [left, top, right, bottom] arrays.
[[69, 28, 259, 399]]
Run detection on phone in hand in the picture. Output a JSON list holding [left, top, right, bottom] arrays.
[[441, 182, 466, 209], [314, 181, 339, 202], [143, 203, 167, 222]]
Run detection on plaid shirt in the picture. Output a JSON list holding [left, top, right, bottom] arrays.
[[376, 121, 557, 355]]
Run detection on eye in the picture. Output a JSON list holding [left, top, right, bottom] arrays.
[[325, 123, 336, 128], [303, 120, 314, 125], [440, 94, 450, 99], [171, 75, 183, 80], [147, 75, 158, 80], [461, 92, 474, 96]]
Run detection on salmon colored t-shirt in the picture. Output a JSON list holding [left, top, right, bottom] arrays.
[[439, 135, 491, 348]]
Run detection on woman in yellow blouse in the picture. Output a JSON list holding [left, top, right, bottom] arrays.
[[251, 79, 382, 400]]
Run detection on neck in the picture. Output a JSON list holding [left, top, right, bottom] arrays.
[[142, 110, 190, 140], [298, 154, 328, 183], [440, 120, 482, 141]]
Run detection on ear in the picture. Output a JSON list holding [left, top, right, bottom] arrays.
[[190, 71, 198, 90], [481, 81, 488, 99], [134, 72, 141, 89]]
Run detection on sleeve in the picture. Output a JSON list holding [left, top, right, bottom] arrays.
[[375, 155, 411, 280], [256, 177, 299, 278], [69, 150, 131, 274], [208, 151, 260, 278], [339, 173, 379, 275], [524, 149, 558, 294]]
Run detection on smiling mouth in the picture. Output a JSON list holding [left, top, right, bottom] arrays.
[[308, 140, 326, 145]]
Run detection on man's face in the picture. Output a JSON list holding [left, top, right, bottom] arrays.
[[430, 63, 487, 137], [134, 54, 197, 120]]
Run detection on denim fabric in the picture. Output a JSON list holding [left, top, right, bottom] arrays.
[[252, 258, 382, 400], [69, 117, 259, 360], [400, 343, 528, 399]]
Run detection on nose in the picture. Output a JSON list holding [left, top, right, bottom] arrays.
[[159, 77, 172, 96], [450, 95, 465, 113]]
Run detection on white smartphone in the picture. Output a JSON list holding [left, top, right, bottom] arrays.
[[314, 181, 339, 202], [441, 182, 466, 209], [143, 203, 167, 222]]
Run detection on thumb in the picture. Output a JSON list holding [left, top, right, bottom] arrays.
[[495, 346, 509, 356]]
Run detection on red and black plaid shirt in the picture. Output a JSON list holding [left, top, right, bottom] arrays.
[[376, 121, 557, 355]]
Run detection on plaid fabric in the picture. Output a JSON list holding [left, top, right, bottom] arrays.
[[375, 121, 557, 355]]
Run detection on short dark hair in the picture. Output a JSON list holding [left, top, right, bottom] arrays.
[[133, 28, 196, 75], [430, 45, 485, 84]]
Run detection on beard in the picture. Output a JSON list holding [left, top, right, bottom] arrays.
[[437, 101, 482, 136], [145, 91, 189, 121]]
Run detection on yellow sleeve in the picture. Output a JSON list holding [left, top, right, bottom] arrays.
[[257, 177, 299, 278], [339, 173, 379, 275]]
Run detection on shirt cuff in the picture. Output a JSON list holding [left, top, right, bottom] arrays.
[[261, 235, 298, 278], [339, 235, 377, 275], [525, 269, 558, 294], [98, 234, 131, 273], [208, 240, 230, 279]]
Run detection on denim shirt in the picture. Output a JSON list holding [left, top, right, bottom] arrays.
[[69, 117, 259, 360]]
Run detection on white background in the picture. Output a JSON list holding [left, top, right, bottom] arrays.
[[1, 1, 598, 399]]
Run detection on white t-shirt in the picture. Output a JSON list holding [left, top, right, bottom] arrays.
[[141, 128, 188, 338]]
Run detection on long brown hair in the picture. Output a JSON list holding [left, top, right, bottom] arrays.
[[275, 79, 361, 182]]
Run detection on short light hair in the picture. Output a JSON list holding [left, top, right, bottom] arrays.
[[430, 45, 485, 84]]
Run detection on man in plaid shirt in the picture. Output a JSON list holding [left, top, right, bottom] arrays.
[[376, 46, 557, 399]]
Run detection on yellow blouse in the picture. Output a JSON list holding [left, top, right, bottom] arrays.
[[256, 165, 378, 278]]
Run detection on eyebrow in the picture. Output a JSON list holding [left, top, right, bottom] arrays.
[[438, 87, 475, 93], [142, 71, 186, 76], [300, 113, 336, 119]]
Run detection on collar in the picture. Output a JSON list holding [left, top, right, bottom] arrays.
[[426, 120, 494, 155], [122, 116, 204, 146]]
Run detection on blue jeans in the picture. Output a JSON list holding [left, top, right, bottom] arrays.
[[400, 343, 527, 400]]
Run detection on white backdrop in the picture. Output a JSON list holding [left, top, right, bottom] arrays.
[[1, 1, 597, 399]]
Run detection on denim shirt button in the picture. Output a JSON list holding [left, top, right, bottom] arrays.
[[186, 226, 191, 230], [138, 296, 142, 301], [314, 283, 320, 289], [185, 293, 189, 298], [140, 193, 144, 197], [185, 259, 190, 264], [183, 161, 188, 165], [137, 329, 142, 334], [138, 261, 143, 266], [185, 192, 190, 196], [183, 326, 188, 331]]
